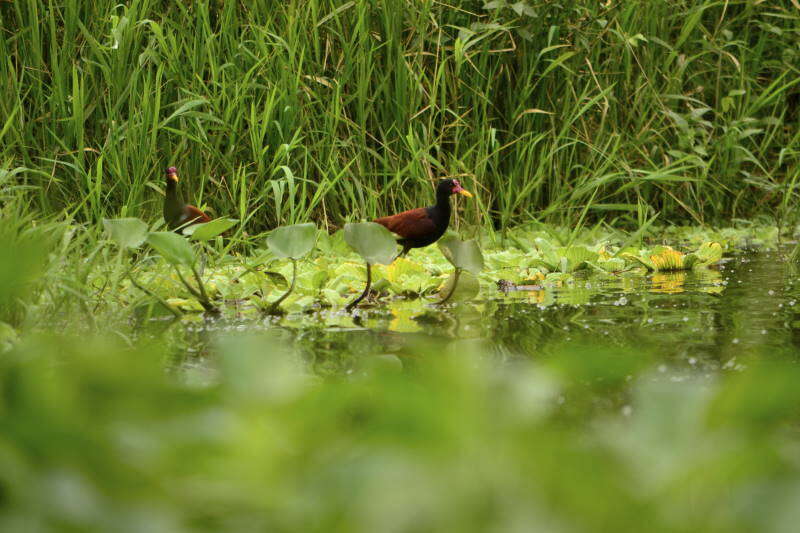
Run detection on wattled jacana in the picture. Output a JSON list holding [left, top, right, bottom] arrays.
[[163, 166, 211, 232], [374, 179, 473, 256]]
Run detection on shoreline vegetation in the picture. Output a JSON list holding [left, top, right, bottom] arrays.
[[2, 3, 800, 531], [0, 1, 798, 232], [0, 206, 783, 330]]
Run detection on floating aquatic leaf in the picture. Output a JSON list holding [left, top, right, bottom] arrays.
[[375, 257, 430, 295], [562, 246, 596, 272], [147, 231, 196, 266], [103, 217, 148, 249], [692, 242, 723, 266], [622, 252, 655, 271], [624, 242, 722, 272], [371, 278, 391, 293], [316, 229, 351, 256], [187, 218, 238, 241], [438, 235, 484, 275], [439, 270, 480, 302], [321, 288, 347, 306], [267, 223, 317, 260], [263, 271, 288, 289], [534, 246, 597, 273], [164, 297, 204, 312], [534, 237, 557, 254], [344, 222, 397, 265], [311, 269, 329, 291], [544, 272, 573, 284], [650, 247, 687, 271], [595, 257, 627, 273]]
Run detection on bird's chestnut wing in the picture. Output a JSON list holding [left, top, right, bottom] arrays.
[[374, 208, 435, 240], [182, 205, 211, 224]]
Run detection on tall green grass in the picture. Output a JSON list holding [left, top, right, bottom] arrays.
[[0, 0, 798, 232]]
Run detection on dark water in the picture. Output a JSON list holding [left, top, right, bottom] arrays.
[[174, 250, 800, 375]]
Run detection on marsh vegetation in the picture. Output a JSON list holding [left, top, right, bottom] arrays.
[[1, 1, 800, 531]]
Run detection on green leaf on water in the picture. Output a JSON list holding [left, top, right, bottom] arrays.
[[624, 242, 721, 272], [622, 252, 656, 271], [316, 229, 350, 255], [344, 222, 397, 265], [693, 242, 723, 267], [375, 258, 430, 296], [596, 257, 627, 272], [533, 246, 595, 273], [311, 269, 329, 290], [438, 271, 480, 301], [263, 271, 288, 290], [267, 223, 317, 260], [146, 231, 196, 267], [562, 246, 596, 272], [438, 235, 484, 275], [103, 218, 148, 249], [187, 218, 238, 241]]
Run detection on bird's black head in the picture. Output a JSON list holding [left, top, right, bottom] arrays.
[[437, 179, 473, 198]]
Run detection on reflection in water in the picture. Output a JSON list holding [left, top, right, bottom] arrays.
[[172, 251, 800, 376], [649, 269, 723, 294], [651, 272, 688, 294]]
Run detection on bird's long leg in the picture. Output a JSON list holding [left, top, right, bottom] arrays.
[[391, 243, 411, 263], [346, 261, 372, 312]]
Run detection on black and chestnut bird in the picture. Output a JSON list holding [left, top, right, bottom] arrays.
[[374, 178, 473, 257], [163, 166, 211, 232]]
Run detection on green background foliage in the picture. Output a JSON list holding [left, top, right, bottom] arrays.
[[2, 330, 800, 533], [0, 0, 798, 231], [1, 3, 799, 529]]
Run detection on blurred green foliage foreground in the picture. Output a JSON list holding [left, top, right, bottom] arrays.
[[2, 329, 800, 533]]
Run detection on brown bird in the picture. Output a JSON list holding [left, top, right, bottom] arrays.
[[163, 166, 211, 232], [375, 178, 473, 256]]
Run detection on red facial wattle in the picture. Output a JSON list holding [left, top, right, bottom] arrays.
[[451, 180, 473, 197]]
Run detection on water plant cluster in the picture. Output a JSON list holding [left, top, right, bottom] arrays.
[[97, 215, 764, 317], [2, 2, 799, 528]]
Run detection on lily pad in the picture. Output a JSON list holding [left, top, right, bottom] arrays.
[[267, 223, 317, 260], [438, 235, 484, 275], [344, 222, 397, 265], [187, 218, 238, 241], [438, 270, 480, 302], [103, 218, 148, 249], [147, 232, 196, 267]]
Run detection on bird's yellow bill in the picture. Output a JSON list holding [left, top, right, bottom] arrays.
[[170, 174, 180, 182], [457, 189, 473, 198]]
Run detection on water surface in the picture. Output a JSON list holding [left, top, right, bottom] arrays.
[[173, 249, 800, 376]]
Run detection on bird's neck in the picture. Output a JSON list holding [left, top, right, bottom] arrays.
[[166, 180, 184, 207], [164, 181, 186, 225], [436, 190, 453, 209], [431, 192, 452, 221]]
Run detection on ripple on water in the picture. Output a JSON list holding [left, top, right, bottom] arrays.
[[161, 249, 800, 376]]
